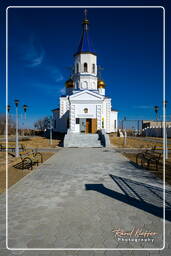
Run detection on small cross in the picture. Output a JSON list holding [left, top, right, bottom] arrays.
[[84, 9, 88, 19], [65, 66, 74, 76], [97, 65, 104, 79]]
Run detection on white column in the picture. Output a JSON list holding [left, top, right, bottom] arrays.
[[97, 104, 102, 130], [70, 104, 76, 132], [106, 100, 111, 133]]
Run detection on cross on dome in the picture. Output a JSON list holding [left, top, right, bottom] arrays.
[[84, 8, 88, 20]]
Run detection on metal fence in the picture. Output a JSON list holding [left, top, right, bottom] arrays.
[[118, 120, 142, 131]]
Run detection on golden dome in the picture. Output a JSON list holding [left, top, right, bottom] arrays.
[[98, 80, 106, 88], [65, 79, 74, 88]]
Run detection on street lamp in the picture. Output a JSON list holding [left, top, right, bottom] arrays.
[[14, 99, 19, 157], [154, 106, 159, 121], [23, 105, 28, 119], [164, 100, 168, 159], [22, 105, 28, 136], [7, 105, 11, 112]]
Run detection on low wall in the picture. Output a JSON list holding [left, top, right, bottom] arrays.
[[142, 127, 171, 138]]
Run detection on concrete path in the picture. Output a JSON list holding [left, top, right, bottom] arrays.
[[0, 148, 171, 256]]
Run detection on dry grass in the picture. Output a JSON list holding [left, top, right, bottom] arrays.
[[109, 136, 162, 148], [0, 151, 54, 194], [20, 136, 62, 149], [123, 153, 171, 185]]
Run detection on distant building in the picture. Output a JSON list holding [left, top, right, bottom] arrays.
[[142, 120, 171, 129], [52, 10, 118, 134]]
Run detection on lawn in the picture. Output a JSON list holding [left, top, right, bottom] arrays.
[[22, 136, 62, 148], [0, 151, 54, 194], [109, 135, 163, 148]]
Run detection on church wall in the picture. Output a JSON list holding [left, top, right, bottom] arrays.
[[74, 53, 98, 91], [110, 111, 118, 132], [79, 75, 97, 90], [105, 99, 111, 133], [75, 54, 97, 75], [75, 103, 98, 119]]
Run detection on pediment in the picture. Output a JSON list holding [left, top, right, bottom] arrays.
[[69, 90, 104, 101]]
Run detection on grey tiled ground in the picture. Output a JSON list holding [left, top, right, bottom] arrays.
[[0, 148, 171, 256]]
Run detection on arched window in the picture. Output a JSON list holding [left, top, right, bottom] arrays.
[[92, 64, 95, 73], [84, 63, 88, 72], [76, 63, 79, 73], [82, 81, 88, 89]]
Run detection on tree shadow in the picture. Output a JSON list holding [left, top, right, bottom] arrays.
[[85, 174, 171, 222]]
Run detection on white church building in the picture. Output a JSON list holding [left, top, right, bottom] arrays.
[[52, 10, 118, 136]]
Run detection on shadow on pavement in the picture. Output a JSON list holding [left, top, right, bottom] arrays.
[[85, 174, 171, 222]]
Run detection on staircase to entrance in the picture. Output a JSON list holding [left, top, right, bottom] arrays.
[[64, 133, 103, 148]]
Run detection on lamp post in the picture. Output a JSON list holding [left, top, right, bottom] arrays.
[[7, 105, 11, 113], [14, 99, 19, 157], [23, 105, 28, 120], [7, 105, 11, 137], [23, 105, 28, 136], [164, 100, 168, 159], [154, 106, 159, 121]]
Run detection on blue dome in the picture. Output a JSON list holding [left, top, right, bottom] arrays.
[[74, 18, 96, 56]]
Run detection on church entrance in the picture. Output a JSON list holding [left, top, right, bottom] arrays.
[[86, 119, 92, 133], [79, 118, 97, 133]]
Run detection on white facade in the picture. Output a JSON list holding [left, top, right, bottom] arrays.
[[52, 12, 118, 134]]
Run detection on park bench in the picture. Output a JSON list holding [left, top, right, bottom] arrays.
[[136, 146, 162, 171], [19, 151, 43, 170], [0, 143, 26, 152]]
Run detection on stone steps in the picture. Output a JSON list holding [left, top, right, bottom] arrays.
[[64, 133, 103, 148]]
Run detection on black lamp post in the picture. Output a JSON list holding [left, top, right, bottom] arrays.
[[23, 105, 28, 119], [22, 105, 28, 136], [7, 105, 11, 113], [154, 106, 159, 121]]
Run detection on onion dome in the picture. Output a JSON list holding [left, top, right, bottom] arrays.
[[97, 80, 106, 88], [65, 79, 74, 88]]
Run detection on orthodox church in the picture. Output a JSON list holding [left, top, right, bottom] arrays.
[[52, 10, 118, 135]]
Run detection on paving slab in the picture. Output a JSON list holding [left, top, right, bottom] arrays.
[[0, 148, 171, 256]]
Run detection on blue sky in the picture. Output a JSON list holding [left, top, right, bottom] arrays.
[[0, 0, 170, 128]]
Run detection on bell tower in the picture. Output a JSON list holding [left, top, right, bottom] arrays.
[[72, 9, 98, 91]]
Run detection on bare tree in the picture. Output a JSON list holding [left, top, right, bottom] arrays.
[[34, 117, 49, 131], [0, 113, 15, 135]]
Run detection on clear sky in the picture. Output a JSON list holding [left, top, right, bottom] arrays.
[[0, 0, 170, 128]]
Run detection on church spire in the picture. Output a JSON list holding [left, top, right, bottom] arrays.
[[82, 9, 89, 31], [74, 9, 96, 56]]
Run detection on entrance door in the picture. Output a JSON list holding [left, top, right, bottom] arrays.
[[80, 118, 86, 132], [91, 119, 97, 134], [86, 119, 92, 133]]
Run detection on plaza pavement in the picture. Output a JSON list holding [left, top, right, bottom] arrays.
[[0, 148, 171, 256]]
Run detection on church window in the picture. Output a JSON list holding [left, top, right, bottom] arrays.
[[84, 63, 88, 72], [114, 120, 116, 129], [92, 64, 95, 73], [76, 118, 80, 124], [82, 81, 88, 89]]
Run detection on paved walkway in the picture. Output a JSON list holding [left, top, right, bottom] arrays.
[[0, 148, 171, 255]]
